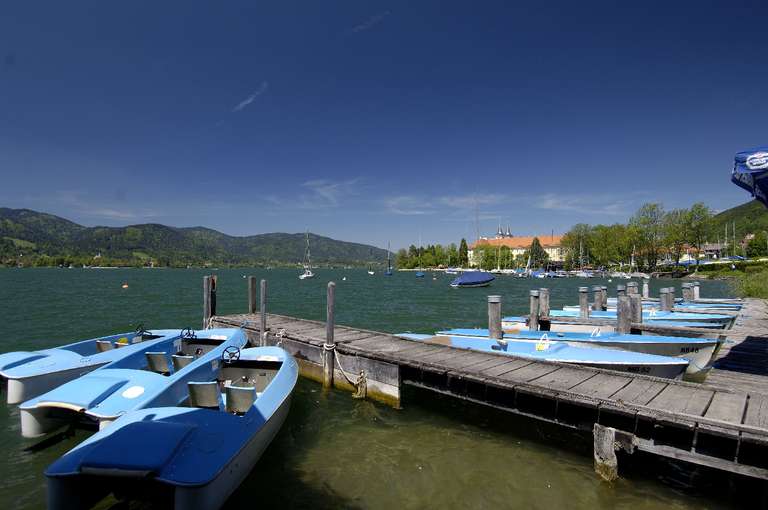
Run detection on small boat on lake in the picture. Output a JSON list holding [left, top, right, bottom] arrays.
[[384, 242, 393, 276], [548, 309, 734, 326], [19, 328, 247, 438], [45, 346, 298, 510], [449, 271, 495, 288], [298, 231, 315, 280], [501, 316, 726, 332], [397, 334, 688, 379], [435, 328, 721, 381], [0, 328, 180, 405]]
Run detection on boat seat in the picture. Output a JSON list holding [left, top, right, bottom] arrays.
[[188, 381, 221, 409], [225, 385, 256, 415], [171, 354, 195, 371], [146, 352, 172, 376], [96, 340, 114, 352]]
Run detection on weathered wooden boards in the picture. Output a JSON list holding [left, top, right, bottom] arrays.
[[212, 298, 768, 480]]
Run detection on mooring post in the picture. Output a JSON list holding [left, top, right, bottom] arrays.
[[627, 281, 638, 295], [693, 281, 701, 300], [529, 290, 540, 331], [593, 424, 619, 482], [600, 286, 608, 311], [488, 295, 502, 340], [667, 286, 676, 310], [642, 278, 649, 299], [259, 279, 268, 346], [579, 286, 590, 318], [323, 281, 336, 390], [616, 284, 626, 298], [616, 295, 631, 334], [629, 294, 642, 334], [538, 288, 551, 331], [247, 276, 257, 314], [592, 285, 602, 311], [203, 275, 212, 329], [659, 288, 671, 311], [681, 283, 692, 302]]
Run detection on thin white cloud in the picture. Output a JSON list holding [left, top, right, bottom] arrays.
[[52, 190, 157, 222], [437, 193, 506, 209], [535, 193, 635, 216], [294, 178, 361, 209], [351, 11, 391, 33], [384, 195, 435, 215], [232, 82, 269, 112]]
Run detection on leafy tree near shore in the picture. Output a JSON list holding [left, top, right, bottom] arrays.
[[524, 237, 549, 268], [459, 238, 468, 266]]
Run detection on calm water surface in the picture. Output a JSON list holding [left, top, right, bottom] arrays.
[[0, 268, 736, 509]]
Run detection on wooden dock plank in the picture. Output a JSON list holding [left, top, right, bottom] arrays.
[[480, 359, 533, 377], [496, 363, 561, 384], [703, 392, 748, 424], [570, 373, 633, 399], [528, 367, 598, 391], [744, 394, 768, 430], [647, 385, 714, 417], [610, 379, 668, 406]]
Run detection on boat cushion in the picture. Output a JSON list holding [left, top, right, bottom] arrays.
[[81, 421, 196, 474]]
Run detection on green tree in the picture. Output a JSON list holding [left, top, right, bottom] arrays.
[[561, 223, 592, 269], [663, 208, 689, 265], [747, 232, 768, 258], [459, 238, 469, 266], [524, 237, 549, 268], [686, 202, 712, 266], [631, 203, 665, 270]]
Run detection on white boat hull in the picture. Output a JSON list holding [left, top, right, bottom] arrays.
[[5, 363, 107, 405], [503, 321, 616, 335]]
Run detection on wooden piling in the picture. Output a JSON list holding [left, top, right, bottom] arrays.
[[323, 281, 336, 389], [260, 279, 268, 346], [579, 286, 590, 318], [247, 276, 257, 314], [600, 286, 608, 311], [629, 294, 642, 334], [693, 281, 701, 300], [592, 285, 602, 311], [203, 275, 214, 329], [488, 295, 502, 340], [616, 295, 631, 334], [627, 282, 638, 295], [682, 283, 693, 302], [538, 288, 551, 331], [667, 287, 676, 310], [642, 278, 650, 299], [529, 290, 540, 331], [659, 288, 671, 311], [593, 424, 619, 482], [616, 284, 626, 298]]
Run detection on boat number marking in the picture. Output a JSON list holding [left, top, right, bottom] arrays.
[[121, 386, 145, 399], [680, 347, 700, 354], [626, 366, 651, 374]]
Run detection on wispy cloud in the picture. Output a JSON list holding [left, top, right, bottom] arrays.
[[232, 82, 269, 112], [350, 11, 391, 33], [535, 193, 636, 216], [53, 190, 157, 222], [437, 193, 506, 209], [295, 178, 361, 209], [384, 195, 435, 215]]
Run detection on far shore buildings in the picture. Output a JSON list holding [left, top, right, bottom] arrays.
[[468, 226, 564, 267]]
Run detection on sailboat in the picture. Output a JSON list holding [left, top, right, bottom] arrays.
[[298, 232, 314, 280], [384, 242, 393, 276], [415, 236, 425, 278]]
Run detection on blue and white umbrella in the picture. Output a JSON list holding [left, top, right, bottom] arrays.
[[732, 146, 768, 206]]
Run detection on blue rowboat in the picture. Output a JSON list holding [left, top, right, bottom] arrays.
[[0, 328, 181, 405], [19, 328, 247, 438], [397, 334, 688, 379], [435, 328, 721, 381], [46, 346, 298, 510], [549, 309, 733, 325], [449, 271, 495, 288], [584, 300, 741, 311], [501, 316, 725, 333]]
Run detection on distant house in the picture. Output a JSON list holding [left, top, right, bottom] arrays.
[[468, 229, 564, 267]]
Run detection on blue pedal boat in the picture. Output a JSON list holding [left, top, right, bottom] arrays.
[[397, 333, 689, 379], [45, 346, 298, 510], [19, 328, 246, 438], [435, 328, 721, 381], [550, 308, 734, 325], [0, 328, 180, 405], [501, 315, 725, 333]]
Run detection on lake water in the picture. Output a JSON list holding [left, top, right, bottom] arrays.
[[0, 268, 738, 509]]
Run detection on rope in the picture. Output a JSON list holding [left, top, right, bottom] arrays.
[[323, 343, 367, 399], [274, 328, 286, 347]]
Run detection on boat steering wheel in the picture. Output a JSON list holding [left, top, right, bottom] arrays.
[[222, 346, 241, 364]]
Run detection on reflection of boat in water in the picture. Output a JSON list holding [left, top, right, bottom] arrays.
[[46, 346, 299, 510], [298, 231, 314, 280]]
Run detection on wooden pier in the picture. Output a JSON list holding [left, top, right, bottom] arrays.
[[210, 277, 768, 484]]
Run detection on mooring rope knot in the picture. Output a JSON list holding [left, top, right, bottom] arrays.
[[324, 343, 367, 399]]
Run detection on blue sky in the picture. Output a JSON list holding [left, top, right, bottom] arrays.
[[1, 1, 766, 250]]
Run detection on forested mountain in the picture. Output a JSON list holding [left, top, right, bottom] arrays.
[[0, 208, 387, 267], [710, 200, 768, 239]]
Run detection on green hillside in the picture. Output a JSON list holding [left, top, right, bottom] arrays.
[[0, 208, 388, 267], [710, 200, 768, 239]]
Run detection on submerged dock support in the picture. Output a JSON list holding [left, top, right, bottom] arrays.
[[323, 281, 336, 389], [579, 287, 590, 318], [593, 424, 619, 482], [488, 295, 502, 340], [529, 290, 540, 331]]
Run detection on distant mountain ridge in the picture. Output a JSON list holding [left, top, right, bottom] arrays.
[[0, 208, 388, 267], [710, 200, 768, 239]]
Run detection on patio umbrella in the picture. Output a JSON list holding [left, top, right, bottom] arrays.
[[732, 146, 768, 206]]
